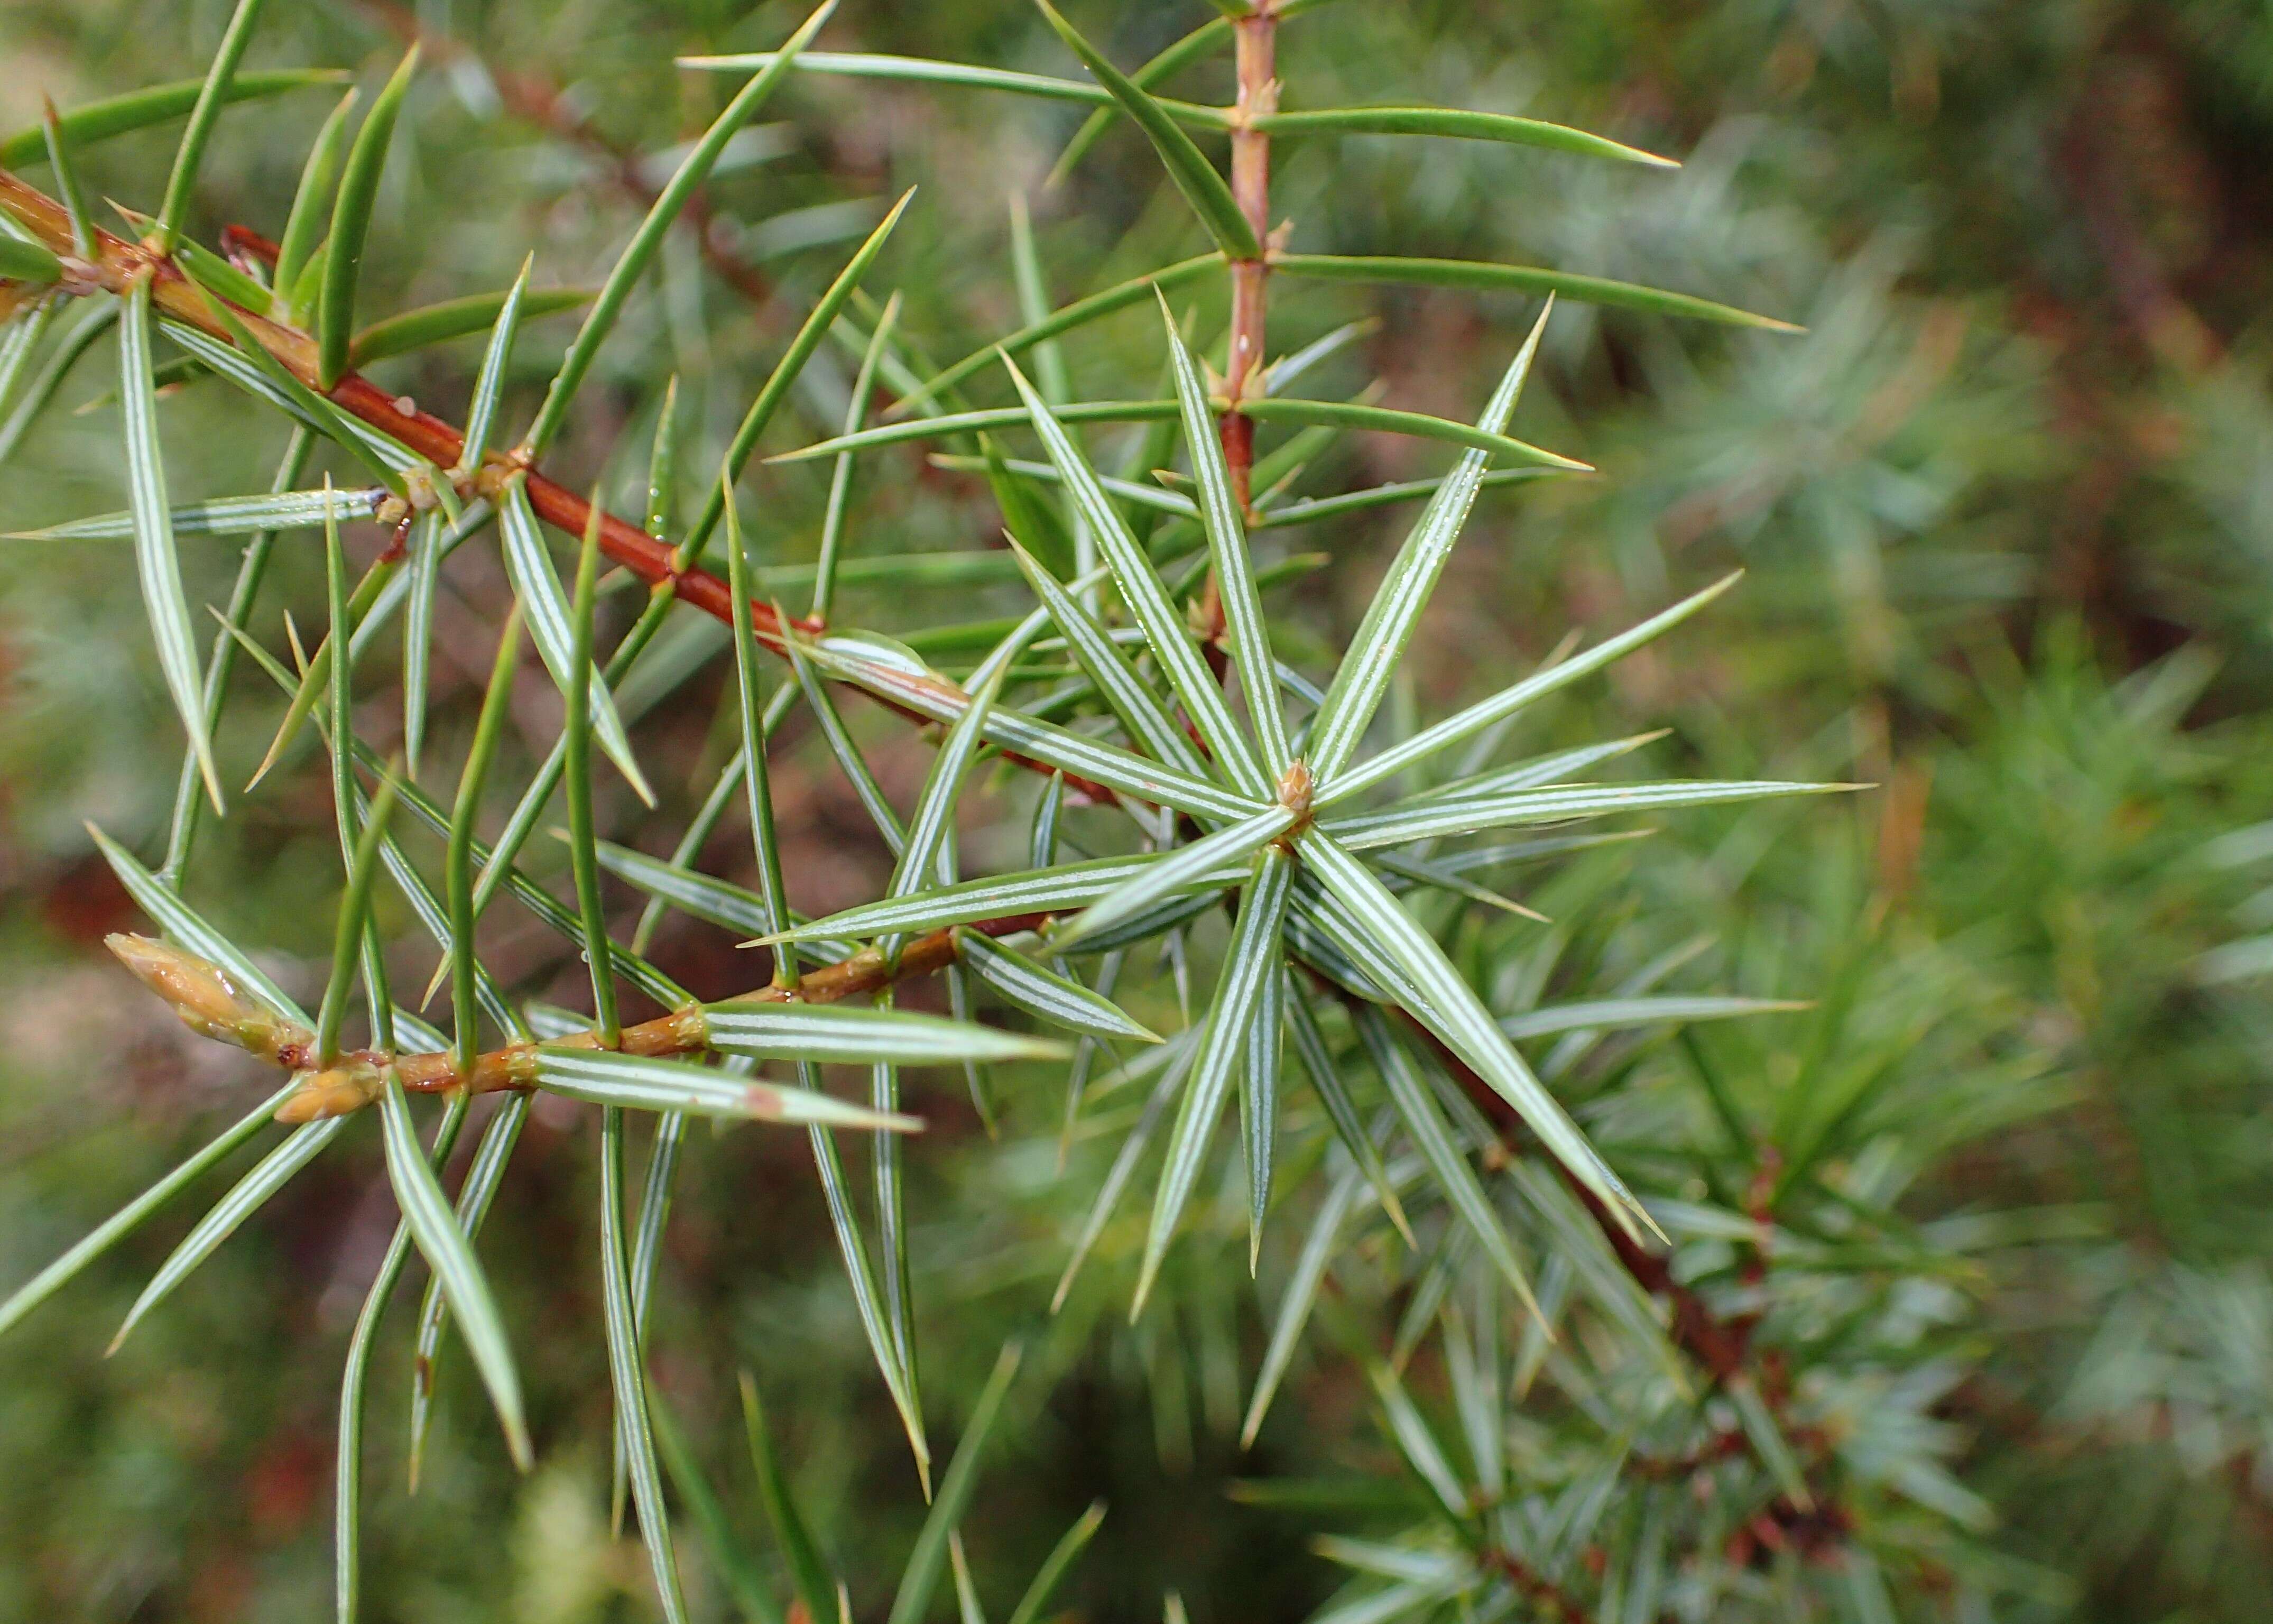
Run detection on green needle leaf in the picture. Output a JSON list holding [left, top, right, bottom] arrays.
[[1135, 843, 1292, 1315], [804, 394, 1582, 469], [121, 279, 223, 812], [683, 187, 915, 557], [273, 85, 358, 317], [0, 299, 60, 431], [456, 258, 532, 473], [1509, 991, 1809, 1041], [889, 255, 1221, 416], [701, 1002, 1068, 1067], [350, 285, 589, 369], [777, 399, 1181, 463], [954, 927, 1162, 1043], [522, 1, 836, 458], [600, 1102, 691, 1624], [1317, 573, 1743, 807], [319, 44, 421, 387], [621, 1107, 688, 1530], [1006, 354, 1269, 796], [742, 1371, 840, 1624], [1008, 194, 1071, 405], [1301, 300, 1554, 782], [949, 1537, 989, 1624], [1032, 0, 1259, 258], [1262, 316, 1380, 397], [1727, 1372, 1813, 1509], [1272, 254, 1801, 333], [599, 839, 780, 938], [498, 479, 655, 805], [761, 848, 1242, 945], [154, 0, 271, 251], [1299, 828, 1654, 1241], [887, 1342, 1024, 1624], [0, 1078, 299, 1342], [724, 489, 796, 984], [0, 237, 65, 285], [566, 492, 620, 1040], [40, 100, 97, 259], [1243, 1159, 1369, 1446], [0, 70, 346, 168], [1239, 394, 1584, 470], [1048, 15, 1231, 186], [399, 513, 442, 778], [1005, 1501, 1108, 1624], [1052, 806, 1292, 955], [406, 1092, 531, 1490], [1283, 974, 1409, 1241], [110, 1115, 349, 1354], [680, 49, 1117, 106], [1241, 953, 1284, 1270], [1365, 1355, 1471, 1524], [645, 374, 681, 543], [867, 996, 919, 1458], [377, 1076, 530, 1468], [938, 452, 1198, 520], [1160, 295, 1290, 771], [5, 487, 382, 543], [1256, 106, 1678, 168], [814, 292, 900, 620], [1353, 1005, 1538, 1321], [536, 1049, 923, 1130], [448, 608, 523, 1078], [1402, 732, 1665, 808], [804, 1096, 931, 1475], [1325, 778, 1847, 852]]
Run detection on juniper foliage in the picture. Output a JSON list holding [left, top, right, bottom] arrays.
[[2, 3, 2271, 1623]]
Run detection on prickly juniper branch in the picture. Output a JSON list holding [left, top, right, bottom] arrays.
[[13, 142, 1845, 1546]]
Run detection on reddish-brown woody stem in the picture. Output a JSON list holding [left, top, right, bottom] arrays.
[[1199, 0, 1279, 647]]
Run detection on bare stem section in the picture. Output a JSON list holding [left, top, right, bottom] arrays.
[[1203, 0, 1278, 644], [1225, 0, 1278, 419]]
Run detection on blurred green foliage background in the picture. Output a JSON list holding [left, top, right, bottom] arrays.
[[2, 1, 2271, 1620]]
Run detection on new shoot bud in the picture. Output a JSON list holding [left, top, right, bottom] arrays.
[[106, 934, 312, 1065]]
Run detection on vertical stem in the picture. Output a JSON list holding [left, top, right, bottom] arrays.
[[1225, 3, 1278, 422], [1208, 0, 1278, 643]]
